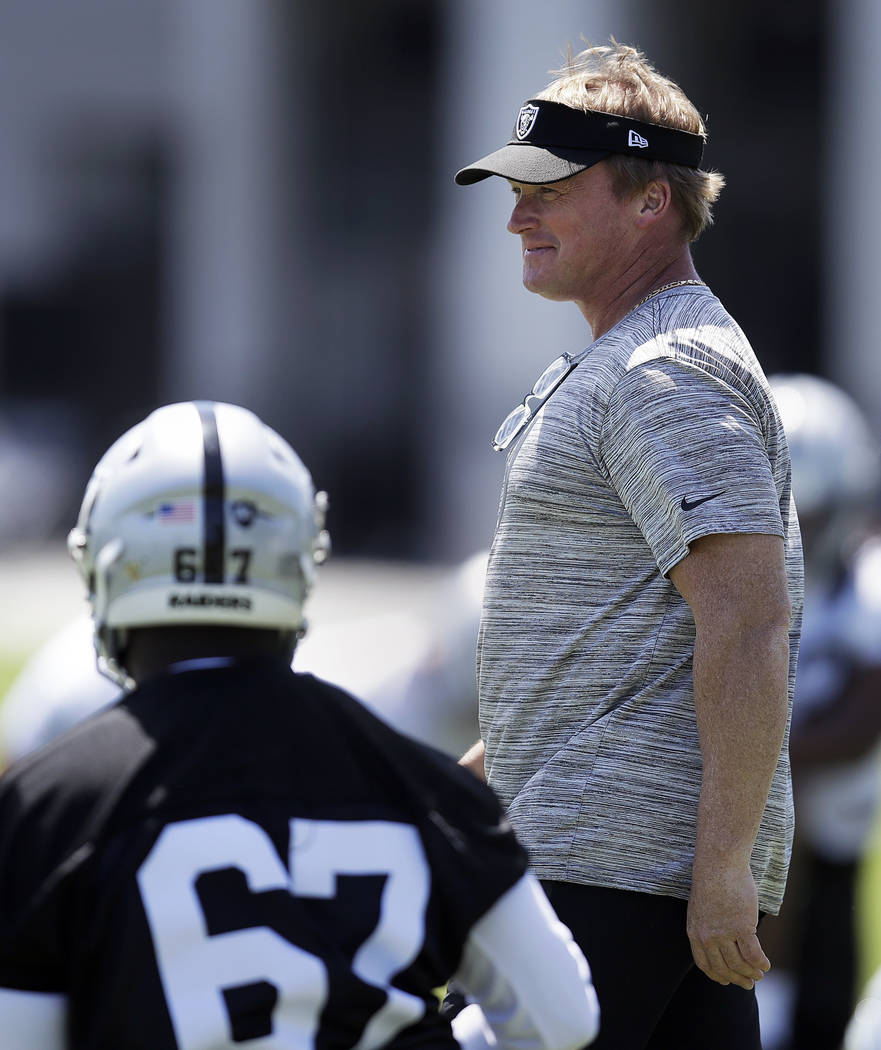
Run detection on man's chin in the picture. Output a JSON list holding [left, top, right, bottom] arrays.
[[522, 275, 570, 302], [522, 268, 549, 294]]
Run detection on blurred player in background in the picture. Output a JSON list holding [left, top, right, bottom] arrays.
[[376, 550, 485, 757], [0, 614, 120, 767], [0, 401, 599, 1050], [846, 967, 881, 1049], [757, 374, 881, 1050]]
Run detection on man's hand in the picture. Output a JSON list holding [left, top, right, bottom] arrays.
[[459, 739, 487, 782], [687, 858, 770, 989]]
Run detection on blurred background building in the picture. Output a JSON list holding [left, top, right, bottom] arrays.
[[0, 0, 874, 563]]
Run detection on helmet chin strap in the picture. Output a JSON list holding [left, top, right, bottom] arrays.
[[96, 628, 135, 691]]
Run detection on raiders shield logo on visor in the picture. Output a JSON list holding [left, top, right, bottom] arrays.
[[516, 103, 540, 140]]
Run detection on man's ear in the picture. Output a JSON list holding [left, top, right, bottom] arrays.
[[636, 179, 672, 224]]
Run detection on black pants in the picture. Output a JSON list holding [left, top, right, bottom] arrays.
[[541, 881, 763, 1050], [786, 852, 858, 1050]]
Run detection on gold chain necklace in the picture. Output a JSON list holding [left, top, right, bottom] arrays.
[[634, 279, 705, 310]]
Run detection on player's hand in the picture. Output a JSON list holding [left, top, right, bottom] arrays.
[[686, 859, 770, 989]]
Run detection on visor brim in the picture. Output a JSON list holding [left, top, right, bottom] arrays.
[[454, 143, 610, 186]]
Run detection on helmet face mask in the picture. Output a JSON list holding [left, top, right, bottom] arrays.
[[68, 401, 329, 687]]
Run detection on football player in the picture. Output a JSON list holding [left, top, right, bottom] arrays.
[[757, 374, 881, 1050], [372, 549, 487, 757], [0, 401, 599, 1050], [0, 614, 121, 768]]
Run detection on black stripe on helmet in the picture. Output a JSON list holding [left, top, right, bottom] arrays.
[[196, 402, 225, 584]]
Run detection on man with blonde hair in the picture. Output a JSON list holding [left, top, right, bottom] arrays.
[[453, 41, 803, 1048]]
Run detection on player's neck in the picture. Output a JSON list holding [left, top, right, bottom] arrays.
[[125, 626, 295, 686]]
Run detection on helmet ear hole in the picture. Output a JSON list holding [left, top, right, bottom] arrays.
[[68, 401, 330, 687]]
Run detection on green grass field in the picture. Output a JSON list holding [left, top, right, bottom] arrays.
[[0, 656, 24, 706], [860, 833, 881, 989]]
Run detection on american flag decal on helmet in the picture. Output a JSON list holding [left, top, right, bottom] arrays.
[[156, 501, 196, 523]]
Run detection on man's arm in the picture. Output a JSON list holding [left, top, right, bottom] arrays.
[[460, 739, 487, 781], [668, 531, 792, 991]]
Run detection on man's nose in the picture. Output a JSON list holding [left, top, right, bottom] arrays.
[[507, 197, 537, 234]]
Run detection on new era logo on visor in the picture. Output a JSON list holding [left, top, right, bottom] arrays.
[[628, 129, 649, 148], [516, 104, 540, 140]]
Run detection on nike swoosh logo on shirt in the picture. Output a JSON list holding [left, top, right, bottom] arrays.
[[680, 491, 725, 511]]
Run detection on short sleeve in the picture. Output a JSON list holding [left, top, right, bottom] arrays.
[[421, 761, 531, 931], [600, 360, 785, 576]]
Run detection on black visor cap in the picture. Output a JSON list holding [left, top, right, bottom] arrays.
[[456, 99, 704, 186]]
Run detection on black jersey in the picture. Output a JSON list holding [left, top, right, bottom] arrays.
[[0, 658, 529, 1049]]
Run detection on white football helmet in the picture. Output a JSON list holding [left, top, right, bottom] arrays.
[[68, 401, 330, 686], [770, 373, 880, 570], [770, 373, 880, 516]]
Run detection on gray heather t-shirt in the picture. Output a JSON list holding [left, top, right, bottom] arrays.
[[477, 284, 803, 915]]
